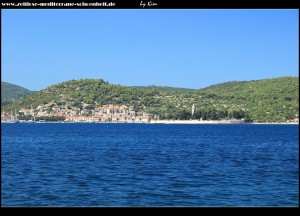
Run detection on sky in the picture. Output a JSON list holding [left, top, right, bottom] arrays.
[[2, 9, 299, 91]]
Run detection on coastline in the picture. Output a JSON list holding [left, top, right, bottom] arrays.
[[1, 120, 299, 125], [149, 120, 299, 125]]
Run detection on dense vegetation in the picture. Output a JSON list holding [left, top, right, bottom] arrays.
[[133, 85, 197, 93], [200, 77, 299, 122], [1, 79, 159, 113], [1, 81, 34, 106], [1, 77, 299, 123]]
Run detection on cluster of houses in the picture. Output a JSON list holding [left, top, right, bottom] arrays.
[[1, 103, 151, 123], [2, 102, 299, 124]]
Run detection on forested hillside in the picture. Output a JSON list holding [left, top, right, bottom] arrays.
[[200, 77, 299, 122], [1, 81, 34, 106], [1, 77, 298, 122], [133, 85, 196, 93]]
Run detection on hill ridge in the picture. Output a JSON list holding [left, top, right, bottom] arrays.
[[1, 81, 34, 103], [1, 76, 298, 123]]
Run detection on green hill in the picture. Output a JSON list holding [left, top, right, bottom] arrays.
[[1, 81, 34, 105], [1, 77, 299, 123], [1, 79, 159, 112], [132, 85, 197, 93], [200, 77, 299, 122]]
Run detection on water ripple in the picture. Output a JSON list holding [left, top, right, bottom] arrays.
[[1, 124, 299, 206]]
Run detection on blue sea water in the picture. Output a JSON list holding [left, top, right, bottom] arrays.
[[1, 123, 299, 207]]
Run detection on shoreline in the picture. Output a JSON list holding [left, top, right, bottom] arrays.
[[149, 120, 299, 125], [2, 120, 298, 125]]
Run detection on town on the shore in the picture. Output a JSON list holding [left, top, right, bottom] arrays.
[[1, 102, 299, 124], [1, 103, 152, 123]]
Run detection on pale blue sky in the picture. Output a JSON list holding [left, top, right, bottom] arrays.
[[2, 9, 299, 90]]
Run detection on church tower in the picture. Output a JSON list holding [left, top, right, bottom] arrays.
[[192, 104, 195, 116]]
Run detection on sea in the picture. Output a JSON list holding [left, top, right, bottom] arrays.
[[1, 123, 299, 207]]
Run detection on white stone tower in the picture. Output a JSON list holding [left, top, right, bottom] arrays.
[[192, 104, 195, 116]]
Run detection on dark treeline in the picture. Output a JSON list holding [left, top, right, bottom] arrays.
[[160, 108, 252, 122], [18, 115, 65, 122]]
